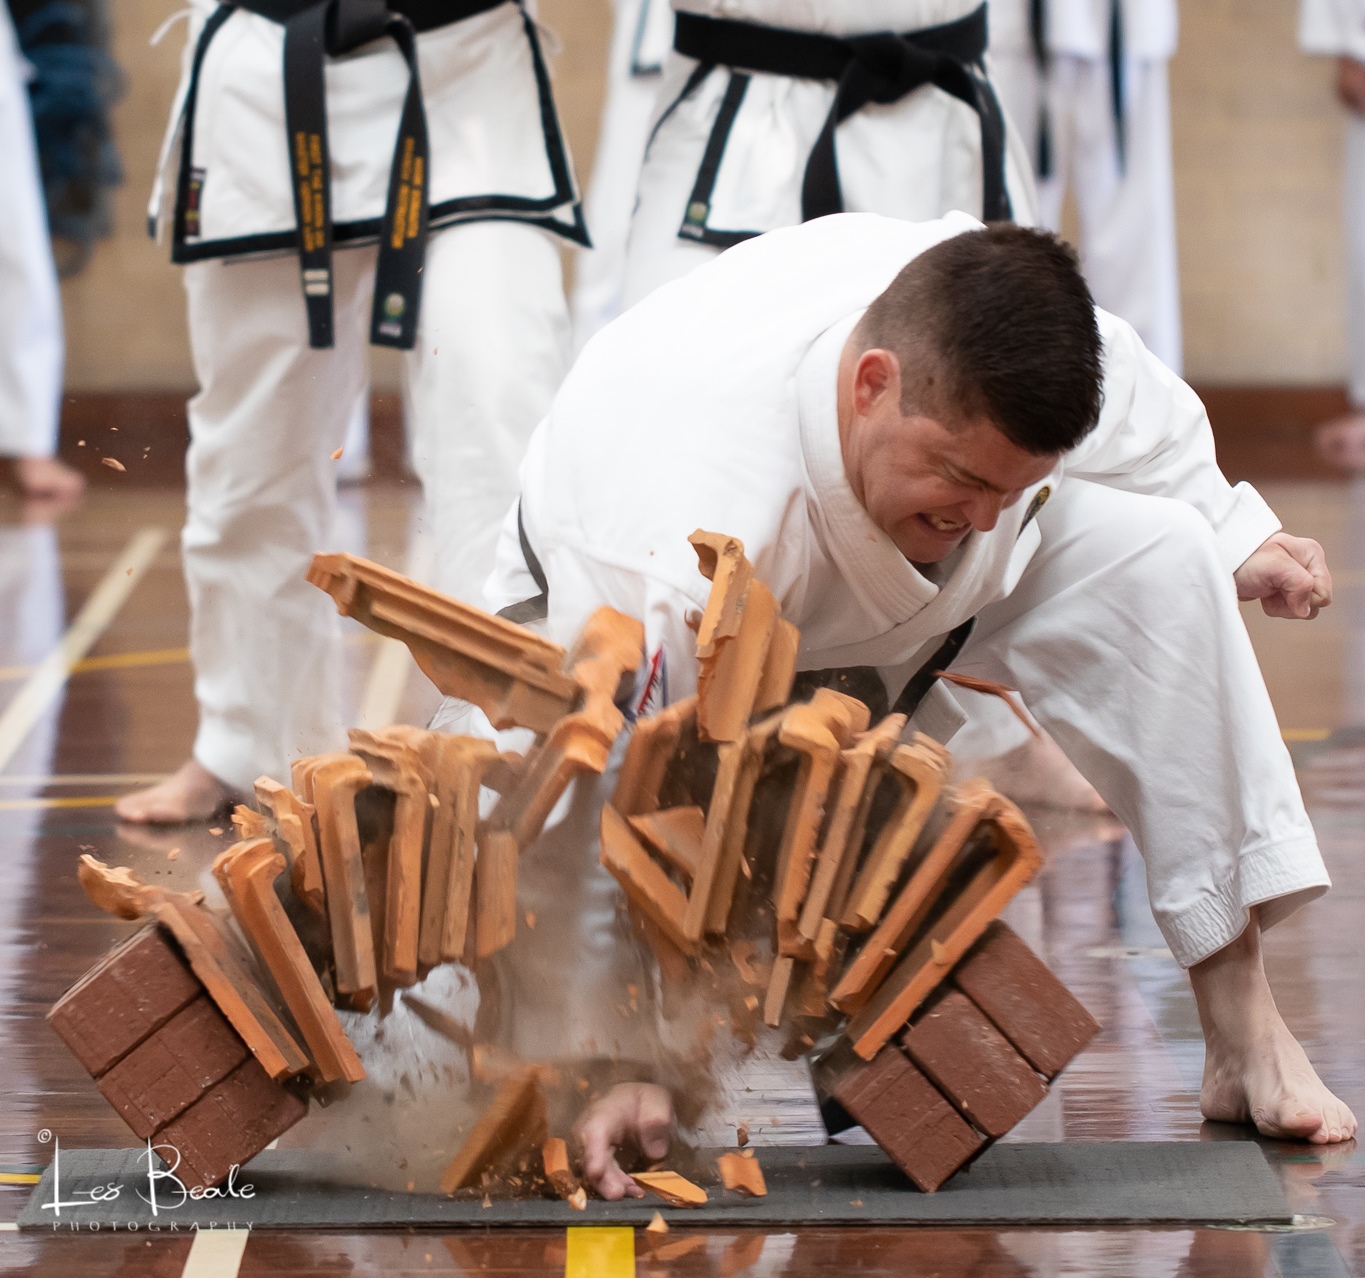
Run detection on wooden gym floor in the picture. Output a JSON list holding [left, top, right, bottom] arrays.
[[1, 477, 1364, 1276]]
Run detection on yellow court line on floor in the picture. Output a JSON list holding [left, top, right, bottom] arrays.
[[0, 773, 168, 786], [181, 1226, 250, 1278], [565, 1226, 634, 1278], [0, 796, 117, 811], [1283, 728, 1332, 742], [0, 1173, 39, 1185], [0, 528, 169, 774], [356, 532, 434, 730], [0, 647, 189, 681]]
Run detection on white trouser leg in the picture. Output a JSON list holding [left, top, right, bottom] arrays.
[[0, 7, 61, 458], [182, 249, 373, 790], [1344, 113, 1365, 410], [957, 479, 1327, 969], [405, 220, 568, 604]]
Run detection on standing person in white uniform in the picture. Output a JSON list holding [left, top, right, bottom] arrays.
[[620, 0, 1039, 310], [1302, 0, 1365, 468], [988, 0, 1182, 372], [481, 214, 1352, 1197], [117, 0, 585, 823], [0, 3, 83, 503], [570, 0, 672, 353]]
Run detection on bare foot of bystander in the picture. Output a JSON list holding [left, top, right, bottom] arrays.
[[115, 758, 242, 825]]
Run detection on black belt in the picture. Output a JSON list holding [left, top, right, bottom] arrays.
[[673, 5, 1010, 224], [224, 0, 507, 349]]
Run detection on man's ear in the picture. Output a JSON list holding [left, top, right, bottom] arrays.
[[852, 348, 901, 417]]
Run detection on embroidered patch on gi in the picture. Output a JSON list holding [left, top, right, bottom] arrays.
[[184, 168, 206, 238], [1020, 484, 1052, 532], [632, 646, 668, 721]]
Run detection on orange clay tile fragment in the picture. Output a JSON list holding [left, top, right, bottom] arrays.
[[631, 1170, 708, 1207], [541, 1137, 584, 1207], [612, 696, 697, 816], [230, 804, 269, 841], [600, 805, 694, 955], [795, 917, 842, 1018], [474, 828, 520, 959], [254, 776, 325, 916], [212, 839, 365, 1084], [627, 805, 705, 883], [839, 735, 950, 933], [717, 1150, 767, 1197], [688, 531, 778, 744], [753, 618, 799, 717], [307, 552, 580, 734], [310, 753, 377, 1010], [349, 730, 435, 985], [646, 1211, 669, 1233], [487, 607, 644, 850], [440, 1070, 547, 1194], [841, 785, 1044, 1060], [76, 856, 309, 1080], [763, 954, 796, 1028]]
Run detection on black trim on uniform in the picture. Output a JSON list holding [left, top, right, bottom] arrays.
[[496, 501, 549, 624], [1108, 0, 1125, 174], [629, 0, 664, 76], [889, 618, 977, 719], [671, 3, 1010, 247], [677, 71, 756, 249]]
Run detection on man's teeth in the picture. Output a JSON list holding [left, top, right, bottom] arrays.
[[926, 514, 963, 532]]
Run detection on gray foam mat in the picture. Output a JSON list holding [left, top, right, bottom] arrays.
[[18, 1141, 1291, 1230]]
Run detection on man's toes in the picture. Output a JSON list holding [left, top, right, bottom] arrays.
[[1251, 1104, 1324, 1141]]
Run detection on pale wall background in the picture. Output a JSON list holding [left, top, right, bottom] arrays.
[[59, 0, 1350, 392]]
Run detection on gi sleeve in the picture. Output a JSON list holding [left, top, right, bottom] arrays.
[[1299, 0, 1365, 58], [1061, 310, 1282, 575]]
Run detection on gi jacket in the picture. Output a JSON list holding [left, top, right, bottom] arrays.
[[490, 212, 1280, 723], [1300, 0, 1365, 60]]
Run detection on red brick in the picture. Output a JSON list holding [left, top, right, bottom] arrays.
[[830, 1045, 984, 1192], [155, 1058, 308, 1190], [953, 921, 1099, 1079], [47, 925, 201, 1077], [96, 997, 249, 1139], [902, 990, 1048, 1138]]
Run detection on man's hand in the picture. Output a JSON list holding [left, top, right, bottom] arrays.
[[573, 1082, 675, 1201], [1234, 532, 1332, 619], [1338, 57, 1365, 113]]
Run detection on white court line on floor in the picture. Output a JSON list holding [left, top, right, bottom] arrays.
[[355, 531, 434, 731], [0, 527, 169, 775], [180, 1225, 250, 1278]]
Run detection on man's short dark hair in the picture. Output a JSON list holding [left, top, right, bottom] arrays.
[[857, 225, 1104, 455]]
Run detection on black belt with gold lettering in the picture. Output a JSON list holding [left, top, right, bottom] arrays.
[[673, 5, 1010, 225], [176, 0, 507, 350]]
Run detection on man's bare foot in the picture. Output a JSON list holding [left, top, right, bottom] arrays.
[[1191, 909, 1356, 1143], [1314, 413, 1365, 471], [973, 732, 1111, 813], [115, 759, 241, 825], [11, 456, 85, 501]]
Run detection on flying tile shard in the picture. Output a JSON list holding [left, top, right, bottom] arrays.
[[255, 776, 325, 916], [627, 805, 706, 883], [541, 1137, 585, 1207], [212, 838, 365, 1085], [794, 917, 842, 1018], [487, 607, 643, 851], [822, 1041, 985, 1193], [631, 1170, 708, 1208], [440, 1069, 547, 1194], [600, 804, 694, 955], [348, 729, 435, 985], [230, 804, 269, 841], [839, 735, 950, 933], [474, 828, 520, 959], [840, 788, 1045, 1060], [688, 530, 778, 744], [308, 551, 580, 734], [952, 921, 1100, 1079], [310, 752, 378, 1010], [613, 696, 697, 817], [900, 990, 1047, 1139], [716, 1150, 767, 1197], [764, 954, 796, 1028]]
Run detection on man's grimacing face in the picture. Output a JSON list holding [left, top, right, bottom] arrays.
[[838, 345, 1060, 564]]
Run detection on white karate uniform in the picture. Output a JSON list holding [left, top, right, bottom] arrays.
[[0, 5, 63, 459], [1301, 0, 1365, 408], [621, 0, 1040, 308], [153, 0, 577, 790], [989, 0, 1182, 372], [570, 0, 673, 353], [490, 213, 1327, 977]]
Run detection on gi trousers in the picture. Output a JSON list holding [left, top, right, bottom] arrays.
[[990, 51, 1183, 373], [1344, 113, 1365, 409], [957, 479, 1326, 968], [0, 6, 62, 458], [182, 220, 569, 791]]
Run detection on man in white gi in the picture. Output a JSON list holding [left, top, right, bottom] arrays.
[[1302, 0, 1365, 469], [0, 2, 83, 503], [118, 0, 584, 822], [988, 0, 1183, 373], [483, 213, 1353, 1197], [619, 0, 1039, 311]]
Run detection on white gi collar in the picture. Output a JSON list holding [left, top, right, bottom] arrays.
[[796, 311, 941, 628]]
